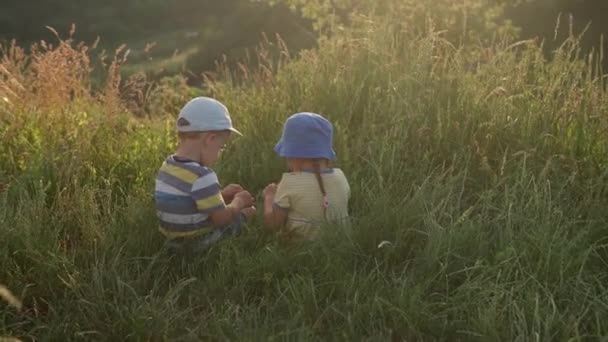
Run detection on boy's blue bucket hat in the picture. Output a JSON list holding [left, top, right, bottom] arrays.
[[274, 112, 336, 160]]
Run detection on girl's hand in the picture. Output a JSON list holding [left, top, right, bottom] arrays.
[[263, 183, 277, 199]]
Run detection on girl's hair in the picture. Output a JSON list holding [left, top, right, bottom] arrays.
[[312, 158, 329, 218]]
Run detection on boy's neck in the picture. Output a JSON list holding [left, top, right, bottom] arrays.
[[175, 145, 203, 165]]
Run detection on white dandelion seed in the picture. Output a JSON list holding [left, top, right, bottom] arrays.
[[377, 241, 392, 249]]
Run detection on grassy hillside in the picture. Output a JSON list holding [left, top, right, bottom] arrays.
[[1, 8, 608, 341]]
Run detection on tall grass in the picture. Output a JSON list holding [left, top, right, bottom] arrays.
[[1, 12, 608, 341]]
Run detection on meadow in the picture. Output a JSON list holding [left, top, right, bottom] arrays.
[[1, 8, 608, 341]]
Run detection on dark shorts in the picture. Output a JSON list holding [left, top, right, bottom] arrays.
[[165, 214, 245, 256]]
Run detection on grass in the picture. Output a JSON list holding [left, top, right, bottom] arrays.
[[2, 7, 608, 341], [121, 46, 200, 76]]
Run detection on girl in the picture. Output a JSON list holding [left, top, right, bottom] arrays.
[[263, 112, 350, 241]]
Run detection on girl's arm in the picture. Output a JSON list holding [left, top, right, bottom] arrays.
[[263, 183, 288, 229]]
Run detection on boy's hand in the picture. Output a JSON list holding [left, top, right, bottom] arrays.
[[232, 190, 255, 209], [222, 184, 243, 202], [263, 183, 277, 199], [241, 206, 256, 221]]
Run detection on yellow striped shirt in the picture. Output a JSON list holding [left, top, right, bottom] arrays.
[[274, 168, 350, 240], [155, 155, 226, 239]]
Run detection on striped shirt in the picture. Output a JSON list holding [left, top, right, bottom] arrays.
[[155, 155, 226, 239], [274, 168, 350, 240]]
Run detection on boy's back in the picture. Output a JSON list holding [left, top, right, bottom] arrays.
[[155, 155, 225, 239]]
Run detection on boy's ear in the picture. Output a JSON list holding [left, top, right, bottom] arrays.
[[210, 131, 230, 141], [201, 132, 215, 144]]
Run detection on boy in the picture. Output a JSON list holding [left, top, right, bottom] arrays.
[[155, 97, 255, 254]]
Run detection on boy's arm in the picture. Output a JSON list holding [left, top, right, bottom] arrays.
[[210, 191, 254, 227], [210, 204, 243, 227], [192, 172, 253, 227]]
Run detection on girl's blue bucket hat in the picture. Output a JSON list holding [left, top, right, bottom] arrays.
[[274, 112, 336, 161]]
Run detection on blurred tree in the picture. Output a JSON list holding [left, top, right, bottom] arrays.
[[1, 0, 606, 74], [267, 0, 608, 67], [263, 0, 519, 41], [0, 0, 314, 78], [506, 0, 608, 69], [185, 1, 315, 77]]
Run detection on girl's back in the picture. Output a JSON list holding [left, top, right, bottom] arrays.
[[274, 168, 350, 239]]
